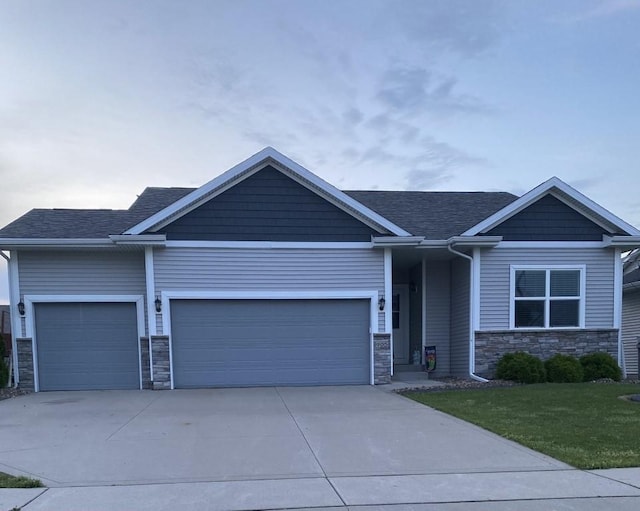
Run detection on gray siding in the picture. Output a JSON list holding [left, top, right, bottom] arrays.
[[154, 247, 385, 334], [479, 247, 615, 330], [425, 260, 451, 377], [157, 166, 379, 241], [450, 258, 470, 377], [622, 289, 640, 377], [486, 195, 609, 241], [18, 250, 147, 336]]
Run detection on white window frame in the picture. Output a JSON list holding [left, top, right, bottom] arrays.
[[509, 265, 586, 330]]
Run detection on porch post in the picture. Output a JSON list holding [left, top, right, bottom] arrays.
[[384, 248, 392, 376]]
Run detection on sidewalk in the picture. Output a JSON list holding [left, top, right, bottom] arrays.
[[3, 467, 640, 511]]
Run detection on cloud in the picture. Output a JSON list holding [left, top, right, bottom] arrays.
[[376, 66, 491, 116], [388, 0, 505, 57], [560, 0, 640, 22]]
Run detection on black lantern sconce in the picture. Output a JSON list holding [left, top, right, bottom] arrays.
[[154, 297, 162, 313], [17, 301, 25, 316], [378, 296, 386, 311]]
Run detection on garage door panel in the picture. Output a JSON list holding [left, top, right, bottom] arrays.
[[35, 302, 140, 391], [171, 299, 370, 388]]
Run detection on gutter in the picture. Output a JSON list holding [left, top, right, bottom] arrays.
[[0, 235, 167, 250], [447, 242, 489, 383]]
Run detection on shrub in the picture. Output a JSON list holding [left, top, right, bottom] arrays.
[[544, 354, 584, 383], [580, 352, 622, 382], [495, 351, 546, 384]]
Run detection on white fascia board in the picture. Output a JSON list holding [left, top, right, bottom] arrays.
[[448, 236, 502, 247], [462, 176, 640, 237], [417, 240, 449, 248], [109, 234, 166, 246], [372, 236, 424, 247], [0, 238, 114, 249], [124, 147, 411, 237], [603, 235, 640, 249]]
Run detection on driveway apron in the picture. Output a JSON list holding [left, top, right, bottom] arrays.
[[0, 386, 566, 487]]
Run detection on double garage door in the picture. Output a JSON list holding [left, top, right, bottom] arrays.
[[33, 299, 371, 390], [171, 299, 371, 388]]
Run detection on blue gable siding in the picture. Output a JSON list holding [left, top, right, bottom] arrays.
[[156, 166, 380, 241], [485, 194, 610, 241]]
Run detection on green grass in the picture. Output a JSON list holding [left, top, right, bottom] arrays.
[[406, 382, 640, 469], [0, 471, 43, 488]]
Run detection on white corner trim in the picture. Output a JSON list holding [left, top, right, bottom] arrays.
[[613, 248, 623, 368], [145, 248, 157, 342], [472, 247, 481, 332], [463, 176, 640, 237], [124, 147, 411, 237], [7, 252, 21, 384], [383, 248, 392, 333]]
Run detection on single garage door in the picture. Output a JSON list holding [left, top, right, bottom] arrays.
[[171, 299, 370, 388], [35, 302, 140, 391]]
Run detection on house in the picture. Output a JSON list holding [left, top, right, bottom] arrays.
[[1, 147, 639, 392], [622, 250, 640, 378]]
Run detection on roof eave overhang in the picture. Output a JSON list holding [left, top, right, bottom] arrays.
[[447, 236, 503, 247], [109, 234, 167, 247], [603, 235, 640, 249], [372, 236, 425, 247], [0, 234, 167, 250], [0, 238, 115, 249]]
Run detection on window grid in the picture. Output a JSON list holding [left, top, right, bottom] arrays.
[[511, 266, 584, 329]]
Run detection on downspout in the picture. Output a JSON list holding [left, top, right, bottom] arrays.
[[0, 251, 18, 388], [447, 244, 488, 383]]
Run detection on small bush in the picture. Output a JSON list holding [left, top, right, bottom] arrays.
[[545, 354, 584, 383], [495, 351, 546, 384], [580, 352, 622, 382]]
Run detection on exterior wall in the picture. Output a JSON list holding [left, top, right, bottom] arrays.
[[17, 250, 147, 336], [373, 333, 391, 384], [409, 264, 422, 360], [449, 258, 470, 377], [622, 289, 640, 377], [425, 260, 451, 377], [485, 195, 608, 241], [479, 247, 615, 331], [475, 329, 619, 378], [157, 165, 378, 242], [151, 336, 170, 390], [153, 247, 386, 334]]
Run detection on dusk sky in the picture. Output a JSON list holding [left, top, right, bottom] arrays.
[[1, 0, 640, 303]]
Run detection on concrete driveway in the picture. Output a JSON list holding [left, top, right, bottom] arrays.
[[0, 385, 566, 488]]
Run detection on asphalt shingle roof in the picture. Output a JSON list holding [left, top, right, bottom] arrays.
[[0, 185, 518, 240], [345, 191, 518, 240]]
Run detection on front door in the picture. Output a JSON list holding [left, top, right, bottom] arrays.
[[392, 285, 410, 364]]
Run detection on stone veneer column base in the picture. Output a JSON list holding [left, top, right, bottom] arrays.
[[151, 335, 171, 390], [475, 329, 619, 378], [16, 338, 35, 391], [373, 333, 391, 384]]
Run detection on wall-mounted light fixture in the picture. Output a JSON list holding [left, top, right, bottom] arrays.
[[17, 301, 25, 316], [378, 296, 386, 311], [154, 297, 162, 313]]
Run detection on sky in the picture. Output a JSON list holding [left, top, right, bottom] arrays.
[[1, 0, 640, 303]]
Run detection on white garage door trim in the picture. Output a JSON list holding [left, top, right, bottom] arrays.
[[24, 295, 145, 392], [161, 290, 380, 389]]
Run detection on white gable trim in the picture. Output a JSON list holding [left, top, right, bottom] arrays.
[[124, 147, 411, 237], [462, 176, 640, 237]]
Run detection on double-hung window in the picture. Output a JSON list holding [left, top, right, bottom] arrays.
[[511, 266, 585, 329]]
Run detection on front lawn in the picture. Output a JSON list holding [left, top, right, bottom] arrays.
[[0, 471, 42, 488], [406, 382, 640, 469]]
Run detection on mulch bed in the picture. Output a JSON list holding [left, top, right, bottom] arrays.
[[0, 387, 32, 401]]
